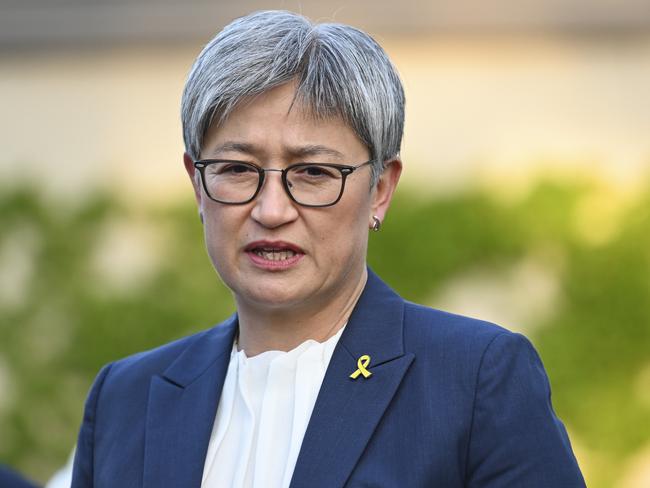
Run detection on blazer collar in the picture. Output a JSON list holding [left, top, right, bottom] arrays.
[[161, 314, 237, 387], [143, 315, 237, 488], [339, 267, 405, 366], [290, 268, 414, 488]]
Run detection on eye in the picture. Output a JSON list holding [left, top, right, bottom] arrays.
[[222, 162, 255, 174], [295, 164, 337, 178], [208, 162, 257, 176]]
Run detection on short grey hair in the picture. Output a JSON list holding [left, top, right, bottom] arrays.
[[181, 10, 405, 186]]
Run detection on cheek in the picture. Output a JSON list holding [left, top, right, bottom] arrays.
[[203, 226, 226, 272], [313, 200, 370, 263], [202, 208, 238, 269]]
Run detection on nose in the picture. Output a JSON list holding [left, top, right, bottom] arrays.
[[250, 170, 299, 228]]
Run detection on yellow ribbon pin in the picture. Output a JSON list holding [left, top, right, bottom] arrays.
[[350, 355, 372, 379]]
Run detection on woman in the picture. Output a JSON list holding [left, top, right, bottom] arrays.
[[72, 10, 586, 488]]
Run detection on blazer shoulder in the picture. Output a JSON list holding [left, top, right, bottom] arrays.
[[403, 301, 513, 346], [100, 315, 235, 390], [400, 300, 537, 376]]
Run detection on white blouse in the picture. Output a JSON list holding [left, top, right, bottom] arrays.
[[201, 327, 345, 488]]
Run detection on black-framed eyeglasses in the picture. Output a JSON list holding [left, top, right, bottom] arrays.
[[193, 159, 373, 207]]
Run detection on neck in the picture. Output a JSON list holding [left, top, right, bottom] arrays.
[[235, 267, 368, 357]]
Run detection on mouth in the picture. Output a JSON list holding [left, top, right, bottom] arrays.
[[244, 241, 305, 266], [251, 248, 298, 261]]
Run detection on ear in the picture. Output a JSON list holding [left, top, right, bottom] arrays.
[[183, 152, 203, 207], [370, 158, 402, 223]]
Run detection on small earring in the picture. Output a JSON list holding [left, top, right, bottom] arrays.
[[371, 215, 382, 232], [199, 211, 204, 224]]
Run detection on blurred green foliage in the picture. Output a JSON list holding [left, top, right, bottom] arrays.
[[1, 178, 649, 486]]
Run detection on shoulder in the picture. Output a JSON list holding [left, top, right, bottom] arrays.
[[402, 300, 517, 353], [400, 301, 542, 388], [105, 327, 213, 381], [92, 315, 235, 399]]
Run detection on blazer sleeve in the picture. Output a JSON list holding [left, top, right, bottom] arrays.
[[71, 363, 113, 488], [465, 332, 586, 487]]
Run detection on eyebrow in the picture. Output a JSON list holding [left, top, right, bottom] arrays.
[[206, 141, 256, 157], [205, 142, 346, 161], [289, 145, 345, 160]]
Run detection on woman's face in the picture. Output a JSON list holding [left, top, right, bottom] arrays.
[[184, 82, 400, 313]]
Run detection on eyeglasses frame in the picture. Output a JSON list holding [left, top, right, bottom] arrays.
[[193, 159, 374, 208]]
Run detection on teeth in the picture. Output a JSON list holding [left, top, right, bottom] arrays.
[[254, 249, 296, 261]]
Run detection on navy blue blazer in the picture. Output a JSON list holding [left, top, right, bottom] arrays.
[[72, 270, 585, 487], [0, 465, 40, 488]]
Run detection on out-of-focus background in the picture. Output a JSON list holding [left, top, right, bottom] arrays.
[[1, 1, 649, 486]]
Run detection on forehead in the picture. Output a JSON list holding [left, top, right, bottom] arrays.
[[201, 83, 368, 161]]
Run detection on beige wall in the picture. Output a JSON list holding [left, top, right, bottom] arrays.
[[1, 34, 649, 203]]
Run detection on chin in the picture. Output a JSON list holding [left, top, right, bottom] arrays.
[[241, 288, 310, 310], [225, 273, 307, 304]]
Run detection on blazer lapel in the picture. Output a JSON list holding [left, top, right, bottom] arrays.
[[143, 316, 237, 488], [290, 270, 415, 488]]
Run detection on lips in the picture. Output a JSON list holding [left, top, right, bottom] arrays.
[[244, 240, 305, 265]]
